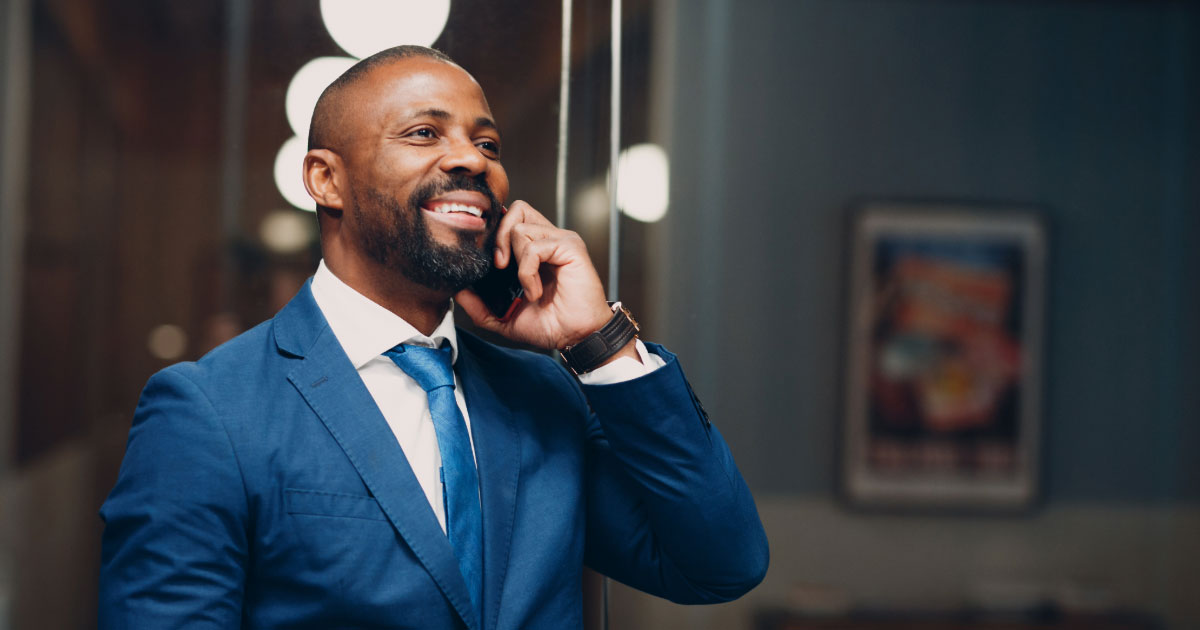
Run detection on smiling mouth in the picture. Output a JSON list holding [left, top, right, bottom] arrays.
[[426, 202, 484, 218]]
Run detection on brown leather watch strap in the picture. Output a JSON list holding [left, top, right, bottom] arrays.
[[559, 302, 640, 375]]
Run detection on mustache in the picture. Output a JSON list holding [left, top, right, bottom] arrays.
[[409, 173, 503, 218]]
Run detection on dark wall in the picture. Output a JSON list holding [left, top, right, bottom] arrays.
[[655, 0, 1199, 503]]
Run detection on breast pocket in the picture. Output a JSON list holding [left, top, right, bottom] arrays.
[[279, 489, 442, 618], [285, 488, 389, 521], [282, 489, 420, 597]]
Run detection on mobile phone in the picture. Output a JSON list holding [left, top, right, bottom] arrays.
[[471, 261, 524, 322]]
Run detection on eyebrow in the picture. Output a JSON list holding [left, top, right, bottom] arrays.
[[475, 116, 499, 134], [412, 108, 451, 121]]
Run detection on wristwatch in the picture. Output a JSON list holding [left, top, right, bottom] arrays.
[[559, 301, 640, 375]]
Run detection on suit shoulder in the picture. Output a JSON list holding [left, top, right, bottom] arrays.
[[148, 317, 281, 393]]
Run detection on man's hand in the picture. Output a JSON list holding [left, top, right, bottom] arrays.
[[456, 201, 634, 360]]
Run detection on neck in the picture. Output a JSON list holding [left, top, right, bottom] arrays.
[[325, 256, 453, 336]]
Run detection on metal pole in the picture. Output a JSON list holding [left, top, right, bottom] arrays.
[[606, 0, 622, 303], [555, 0, 573, 229], [0, 0, 31, 474], [0, 1, 31, 625], [220, 0, 251, 311], [601, 1, 622, 627]]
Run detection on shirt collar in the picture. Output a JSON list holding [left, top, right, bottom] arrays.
[[310, 260, 459, 369]]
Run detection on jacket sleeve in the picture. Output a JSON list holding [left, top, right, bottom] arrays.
[[572, 344, 769, 604], [98, 367, 249, 629]]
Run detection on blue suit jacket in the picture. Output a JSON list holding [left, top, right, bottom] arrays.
[[99, 283, 768, 629]]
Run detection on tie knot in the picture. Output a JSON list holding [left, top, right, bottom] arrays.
[[384, 343, 455, 392]]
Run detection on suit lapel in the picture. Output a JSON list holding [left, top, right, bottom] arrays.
[[456, 336, 521, 630], [277, 287, 479, 629]]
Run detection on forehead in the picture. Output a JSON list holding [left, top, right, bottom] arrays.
[[357, 57, 493, 126]]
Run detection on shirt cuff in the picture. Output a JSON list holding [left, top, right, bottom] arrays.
[[576, 339, 667, 385]]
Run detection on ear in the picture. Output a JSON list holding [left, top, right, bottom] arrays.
[[302, 149, 346, 211]]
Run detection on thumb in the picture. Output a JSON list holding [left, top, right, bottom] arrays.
[[454, 289, 505, 333]]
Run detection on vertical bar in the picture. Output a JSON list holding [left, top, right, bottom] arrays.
[[0, 0, 32, 475], [0, 3, 31, 625], [555, 0, 573, 229], [1152, 5, 1190, 618], [220, 0, 252, 310], [600, 572, 609, 630], [606, 0, 622, 301], [602, 0, 622, 625], [691, 0, 729, 401], [1154, 4, 1188, 507]]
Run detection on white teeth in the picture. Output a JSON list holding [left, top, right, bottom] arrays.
[[432, 203, 482, 217]]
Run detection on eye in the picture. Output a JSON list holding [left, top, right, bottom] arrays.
[[408, 127, 437, 139], [477, 140, 501, 157]]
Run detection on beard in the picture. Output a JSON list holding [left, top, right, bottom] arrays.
[[354, 173, 502, 293]]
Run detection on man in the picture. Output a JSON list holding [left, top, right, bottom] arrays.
[[99, 45, 767, 629]]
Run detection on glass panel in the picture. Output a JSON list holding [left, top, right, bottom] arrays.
[[2, 0, 572, 626], [563, 0, 659, 334]]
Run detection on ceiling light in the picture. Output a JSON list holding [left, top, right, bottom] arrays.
[[320, 0, 451, 59]]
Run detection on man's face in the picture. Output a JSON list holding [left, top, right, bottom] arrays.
[[342, 57, 509, 292]]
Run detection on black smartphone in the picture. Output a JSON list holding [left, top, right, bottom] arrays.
[[471, 261, 524, 321]]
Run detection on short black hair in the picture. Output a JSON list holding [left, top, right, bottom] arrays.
[[307, 45, 456, 152]]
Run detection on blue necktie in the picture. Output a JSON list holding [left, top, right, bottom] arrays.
[[384, 343, 483, 622]]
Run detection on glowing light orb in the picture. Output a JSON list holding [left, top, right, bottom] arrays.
[[274, 135, 316, 212], [320, 0, 452, 59], [147, 324, 188, 360], [260, 209, 316, 254], [285, 56, 357, 139], [616, 143, 670, 223], [572, 181, 610, 232]]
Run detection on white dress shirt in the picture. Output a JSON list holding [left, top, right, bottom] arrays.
[[310, 260, 663, 532]]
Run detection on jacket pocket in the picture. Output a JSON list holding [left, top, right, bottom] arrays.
[[285, 488, 389, 522]]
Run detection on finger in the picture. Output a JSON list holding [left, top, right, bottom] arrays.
[[515, 241, 547, 302], [509, 224, 587, 271], [509, 221, 559, 246], [506, 200, 555, 227], [493, 206, 516, 268], [494, 201, 555, 268], [454, 289, 504, 332], [514, 233, 588, 304], [507, 222, 557, 274]]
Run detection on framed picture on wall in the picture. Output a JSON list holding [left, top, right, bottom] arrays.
[[841, 202, 1046, 511]]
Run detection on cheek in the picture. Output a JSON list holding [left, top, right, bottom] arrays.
[[366, 153, 422, 197], [489, 167, 509, 204]]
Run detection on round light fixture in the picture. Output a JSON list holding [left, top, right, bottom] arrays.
[[147, 324, 188, 360], [320, 0, 452, 59], [274, 136, 316, 212], [572, 181, 610, 232], [616, 143, 670, 223], [260, 209, 316, 254], [285, 56, 357, 139]]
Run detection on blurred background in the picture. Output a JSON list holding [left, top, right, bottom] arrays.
[[0, 0, 1197, 628]]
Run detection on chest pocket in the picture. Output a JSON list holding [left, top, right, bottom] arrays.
[[285, 488, 389, 521], [276, 489, 451, 623]]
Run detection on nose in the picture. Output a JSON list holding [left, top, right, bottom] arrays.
[[440, 134, 488, 177]]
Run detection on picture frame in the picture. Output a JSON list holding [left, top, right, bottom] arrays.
[[841, 201, 1047, 512]]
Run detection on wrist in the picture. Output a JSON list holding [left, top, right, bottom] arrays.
[[600, 339, 641, 368], [558, 302, 641, 375], [562, 303, 620, 349]]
